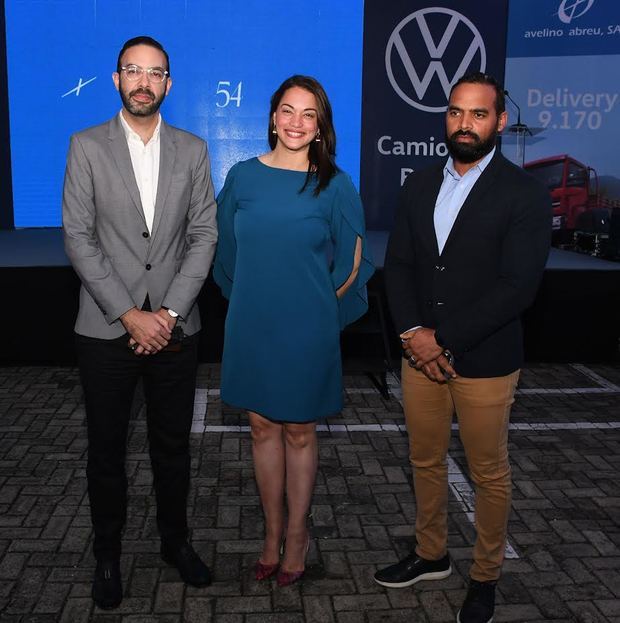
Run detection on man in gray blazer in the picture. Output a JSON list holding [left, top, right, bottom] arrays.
[[62, 36, 217, 609]]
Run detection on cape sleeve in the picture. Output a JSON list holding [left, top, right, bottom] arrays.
[[213, 163, 239, 300], [329, 174, 375, 329]]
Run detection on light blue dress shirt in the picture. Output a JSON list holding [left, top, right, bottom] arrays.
[[401, 148, 496, 337], [434, 147, 496, 254]]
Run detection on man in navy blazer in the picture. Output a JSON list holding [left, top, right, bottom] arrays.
[[63, 36, 217, 609], [375, 73, 550, 623]]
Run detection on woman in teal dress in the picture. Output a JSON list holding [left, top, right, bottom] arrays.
[[214, 75, 373, 586]]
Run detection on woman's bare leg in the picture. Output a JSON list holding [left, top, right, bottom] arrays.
[[249, 411, 285, 565], [281, 421, 318, 571]]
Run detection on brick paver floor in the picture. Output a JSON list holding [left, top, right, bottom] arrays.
[[0, 362, 619, 622]]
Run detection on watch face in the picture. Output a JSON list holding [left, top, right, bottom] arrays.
[[167, 309, 179, 318]]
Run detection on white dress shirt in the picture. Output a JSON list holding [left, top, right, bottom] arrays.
[[118, 112, 178, 317], [434, 147, 495, 254], [119, 111, 161, 233]]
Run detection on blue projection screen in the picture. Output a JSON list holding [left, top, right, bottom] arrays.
[[5, 1, 363, 227]]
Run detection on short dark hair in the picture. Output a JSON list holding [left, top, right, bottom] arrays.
[[450, 71, 505, 115], [116, 36, 170, 75], [268, 75, 338, 196]]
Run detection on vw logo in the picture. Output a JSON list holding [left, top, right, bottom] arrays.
[[557, 0, 595, 24], [385, 8, 486, 113]]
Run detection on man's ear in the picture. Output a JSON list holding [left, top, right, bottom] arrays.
[[497, 110, 508, 133]]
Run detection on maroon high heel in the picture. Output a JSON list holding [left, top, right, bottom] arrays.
[[276, 566, 304, 587], [255, 560, 279, 581], [276, 536, 310, 587]]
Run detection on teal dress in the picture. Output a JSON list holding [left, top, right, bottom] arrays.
[[214, 158, 374, 422]]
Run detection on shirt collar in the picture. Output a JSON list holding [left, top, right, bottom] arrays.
[[118, 110, 162, 145], [444, 146, 496, 181]]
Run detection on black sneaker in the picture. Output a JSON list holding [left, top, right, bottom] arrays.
[[457, 579, 496, 623], [374, 552, 451, 588]]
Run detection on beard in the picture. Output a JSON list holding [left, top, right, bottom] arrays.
[[120, 86, 165, 117], [446, 129, 497, 164]]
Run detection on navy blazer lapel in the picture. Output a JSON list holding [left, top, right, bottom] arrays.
[[107, 116, 145, 223], [420, 165, 444, 258], [440, 150, 503, 257], [151, 121, 176, 239]]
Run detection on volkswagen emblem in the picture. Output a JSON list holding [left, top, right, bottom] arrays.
[[385, 8, 486, 113]]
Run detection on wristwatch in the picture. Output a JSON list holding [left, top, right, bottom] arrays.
[[166, 308, 179, 319]]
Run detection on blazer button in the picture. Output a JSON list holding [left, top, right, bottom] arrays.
[[145, 264, 152, 271], [142, 231, 149, 238], [435, 265, 446, 271]]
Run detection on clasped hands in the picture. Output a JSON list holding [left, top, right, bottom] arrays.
[[120, 307, 177, 356], [400, 327, 456, 383]]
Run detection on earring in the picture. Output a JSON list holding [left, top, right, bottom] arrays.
[[272, 125, 277, 135], [315, 131, 321, 142]]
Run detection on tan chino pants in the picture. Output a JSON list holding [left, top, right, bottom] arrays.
[[401, 360, 520, 581]]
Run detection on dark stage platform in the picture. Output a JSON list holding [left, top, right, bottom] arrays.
[[1, 228, 618, 365]]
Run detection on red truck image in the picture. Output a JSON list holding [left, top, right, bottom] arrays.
[[524, 154, 609, 233], [523, 154, 620, 257], [523, 154, 608, 237]]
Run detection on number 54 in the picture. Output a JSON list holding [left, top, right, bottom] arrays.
[[216, 81, 242, 107]]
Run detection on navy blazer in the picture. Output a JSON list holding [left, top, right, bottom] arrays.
[[384, 150, 551, 377]]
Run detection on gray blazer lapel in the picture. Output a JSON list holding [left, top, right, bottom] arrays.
[[151, 122, 177, 239], [107, 116, 145, 223]]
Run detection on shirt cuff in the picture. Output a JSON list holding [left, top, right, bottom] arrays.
[[400, 326, 422, 341]]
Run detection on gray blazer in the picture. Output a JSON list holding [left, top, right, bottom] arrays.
[[62, 115, 218, 339]]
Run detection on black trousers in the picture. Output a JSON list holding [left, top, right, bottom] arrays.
[[75, 331, 199, 561]]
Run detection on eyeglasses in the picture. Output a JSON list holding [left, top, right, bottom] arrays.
[[120, 64, 169, 84]]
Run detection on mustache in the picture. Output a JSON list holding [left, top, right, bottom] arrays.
[[450, 130, 480, 141], [129, 88, 155, 100]]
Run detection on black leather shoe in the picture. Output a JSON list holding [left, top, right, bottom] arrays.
[[161, 541, 211, 587], [457, 579, 496, 623], [92, 560, 122, 609], [374, 552, 451, 588]]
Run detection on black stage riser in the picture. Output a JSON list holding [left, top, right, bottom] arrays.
[[1, 268, 618, 366]]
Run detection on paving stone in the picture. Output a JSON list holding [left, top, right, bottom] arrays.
[[492, 603, 543, 621], [128, 566, 159, 598], [384, 587, 421, 609], [585, 530, 620, 556], [183, 597, 215, 622], [0, 551, 28, 579], [246, 615, 305, 623], [367, 609, 428, 622], [335, 515, 363, 538], [154, 582, 184, 613], [563, 557, 599, 584], [592, 567, 620, 598], [59, 597, 92, 623], [0, 364, 619, 621], [597, 600, 620, 617], [272, 583, 303, 610], [215, 596, 272, 613], [216, 506, 240, 529], [321, 551, 350, 578], [33, 581, 71, 614], [566, 600, 610, 622], [528, 587, 573, 620], [4, 565, 47, 613], [302, 595, 336, 622], [419, 589, 454, 621]]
